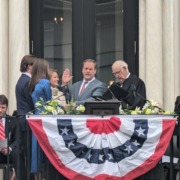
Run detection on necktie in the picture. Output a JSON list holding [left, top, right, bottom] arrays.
[[0, 118, 5, 140], [79, 81, 88, 97]]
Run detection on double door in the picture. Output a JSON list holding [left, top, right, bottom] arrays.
[[30, 0, 139, 86]]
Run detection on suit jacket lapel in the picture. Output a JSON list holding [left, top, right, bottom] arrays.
[[79, 79, 97, 100], [76, 81, 83, 100], [5, 118, 9, 138]]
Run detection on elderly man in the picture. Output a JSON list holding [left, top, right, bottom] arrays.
[[112, 60, 146, 109], [69, 59, 107, 105]]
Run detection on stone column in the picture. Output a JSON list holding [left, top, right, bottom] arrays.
[[146, 0, 163, 105], [0, 0, 9, 97], [162, 0, 179, 110], [9, 0, 29, 114], [139, 0, 180, 111]]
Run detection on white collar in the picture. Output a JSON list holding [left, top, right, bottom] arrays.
[[22, 72, 31, 78], [83, 77, 95, 84], [126, 73, 130, 79]]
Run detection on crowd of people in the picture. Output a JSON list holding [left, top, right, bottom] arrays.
[[0, 55, 147, 180]]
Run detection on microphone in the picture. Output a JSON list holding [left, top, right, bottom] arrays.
[[130, 83, 151, 104], [130, 84, 137, 98], [91, 84, 119, 102]]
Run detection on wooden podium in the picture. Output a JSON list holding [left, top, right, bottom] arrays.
[[84, 101, 121, 115]]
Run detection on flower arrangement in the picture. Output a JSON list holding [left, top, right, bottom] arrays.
[[34, 97, 85, 115], [65, 97, 85, 114], [119, 100, 174, 115], [35, 97, 64, 115]]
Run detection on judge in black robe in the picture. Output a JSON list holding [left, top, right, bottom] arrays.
[[112, 61, 146, 110], [118, 74, 146, 110]]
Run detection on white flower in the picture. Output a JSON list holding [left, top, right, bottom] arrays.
[[151, 110, 156, 114], [119, 105, 124, 114], [45, 106, 54, 112], [57, 107, 64, 114], [76, 106, 80, 111], [150, 100, 158, 107], [52, 110, 58, 115], [76, 105, 85, 112], [142, 102, 150, 110], [154, 108, 159, 113]]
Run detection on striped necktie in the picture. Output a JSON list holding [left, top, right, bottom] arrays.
[[0, 118, 5, 140], [79, 81, 88, 97]]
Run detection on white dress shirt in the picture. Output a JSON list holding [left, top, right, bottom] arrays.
[[2, 117, 5, 129], [22, 72, 31, 78], [121, 73, 131, 87]]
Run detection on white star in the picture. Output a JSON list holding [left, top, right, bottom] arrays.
[[99, 154, 104, 161], [132, 140, 140, 147], [67, 140, 75, 147], [108, 153, 114, 160], [88, 154, 92, 160], [124, 145, 133, 154], [136, 126, 146, 136], [60, 127, 70, 135]]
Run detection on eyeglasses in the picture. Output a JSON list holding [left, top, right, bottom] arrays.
[[26, 63, 33, 67], [112, 69, 122, 76]]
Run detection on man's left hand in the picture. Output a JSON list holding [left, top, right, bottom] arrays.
[[1, 147, 10, 155]]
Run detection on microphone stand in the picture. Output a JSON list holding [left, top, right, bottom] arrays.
[[132, 91, 152, 109]]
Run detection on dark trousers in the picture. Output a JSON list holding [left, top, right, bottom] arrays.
[[22, 131, 27, 162], [22, 131, 35, 180], [0, 148, 25, 180]]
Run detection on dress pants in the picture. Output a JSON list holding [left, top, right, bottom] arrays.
[[0, 148, 25, 180]]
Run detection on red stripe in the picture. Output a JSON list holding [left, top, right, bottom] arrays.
[[27, 119, 92, 180], [27, 118, 176, 180], [119, 119, 176, 179], [86, 117, 121, 134]]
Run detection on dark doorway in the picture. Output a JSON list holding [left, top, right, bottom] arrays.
[[29, 0, 139, 86]]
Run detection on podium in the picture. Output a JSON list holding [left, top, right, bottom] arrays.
[[84, 101, 121, 115]]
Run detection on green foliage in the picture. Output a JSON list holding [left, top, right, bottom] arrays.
[[119, 100, 175, 115], [65, 97, 85, 115], [35, 97, 64, 115]]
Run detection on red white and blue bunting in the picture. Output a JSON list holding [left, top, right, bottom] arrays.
[[27, 115, 176, 180]]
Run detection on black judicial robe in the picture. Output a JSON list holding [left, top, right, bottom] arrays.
[[118, 74, 146, 110]]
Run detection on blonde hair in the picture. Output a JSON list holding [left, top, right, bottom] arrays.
[[49, 69, 59, 79]]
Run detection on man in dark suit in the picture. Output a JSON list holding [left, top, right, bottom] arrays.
[[0, 94, 25, 180], [69, 59, 107, 105], [112, 60, 146, 110], [15, 55, 37, 162]]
